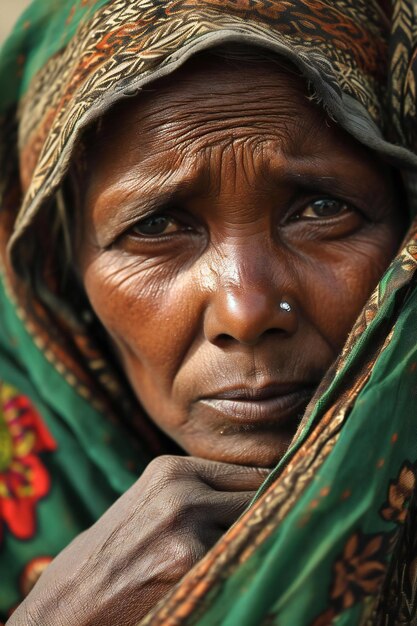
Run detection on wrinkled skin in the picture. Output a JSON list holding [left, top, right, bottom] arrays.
[[9, 55, 404, 625], [10, 457, 268, 626]]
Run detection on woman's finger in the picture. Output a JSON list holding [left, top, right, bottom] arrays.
[[185, 456, 270, 492]]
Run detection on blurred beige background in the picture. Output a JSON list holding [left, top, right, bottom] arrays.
[[1, 0, 31, 44]]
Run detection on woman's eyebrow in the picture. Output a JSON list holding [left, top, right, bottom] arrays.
[[93, 152, 214, 227], [92, 176, 200, 241], [285, 173, 340, 188], [282, 170, 378, 201], [96, 188, 179, 226]]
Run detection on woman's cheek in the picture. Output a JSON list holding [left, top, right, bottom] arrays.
[[82, 250, 199, 385], [83, 254, 162, 329], [305, 234, 395, 349]]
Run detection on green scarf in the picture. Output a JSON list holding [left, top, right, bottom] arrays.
[[1, 1, 417, 624]]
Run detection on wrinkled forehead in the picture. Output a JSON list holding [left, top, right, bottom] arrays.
[[73, 51, 324, 214], [10, 0, 417, 274], [82, 50, 320, 157], [77, 50, 398, 232], [17, 0, 390, 192]]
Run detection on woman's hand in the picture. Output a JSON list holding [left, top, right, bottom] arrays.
[[8, 456, 268, 626]]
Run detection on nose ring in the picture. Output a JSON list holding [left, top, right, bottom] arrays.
[[280, 301, 292, 313]]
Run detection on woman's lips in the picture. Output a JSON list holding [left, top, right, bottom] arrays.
[[198, 383, 315, 426]]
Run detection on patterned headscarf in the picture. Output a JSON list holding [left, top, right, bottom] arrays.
[[1, 1, 417, 624]]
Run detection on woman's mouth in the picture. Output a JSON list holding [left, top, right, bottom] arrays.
[[198, 383, 316, 427]]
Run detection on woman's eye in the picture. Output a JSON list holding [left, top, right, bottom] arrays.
[[298, 198, 350, 220], [131, 215, 183, 237]]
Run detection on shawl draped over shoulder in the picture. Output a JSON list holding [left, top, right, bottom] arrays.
[[1, 1, 417, 624]]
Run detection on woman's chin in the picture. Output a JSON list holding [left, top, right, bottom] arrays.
[[182, 428, 297, 468]]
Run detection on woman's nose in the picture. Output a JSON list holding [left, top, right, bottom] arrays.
[[204, 282, 298, 347]]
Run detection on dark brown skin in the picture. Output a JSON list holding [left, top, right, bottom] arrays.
[[9, 56, 404, 625], [77, 56, 403, 467]]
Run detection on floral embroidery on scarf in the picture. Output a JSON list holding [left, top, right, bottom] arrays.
[[312, 462, 417, 624], [380, 461, 417, 524], [0, 383, 56, 541], [311, 531, 387, 625], [374, 460, 417, 623], [330, 532, 386, 609]]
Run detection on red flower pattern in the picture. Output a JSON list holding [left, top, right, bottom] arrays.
[[0, 383, 56, 541], [20, 556, 53, 597]]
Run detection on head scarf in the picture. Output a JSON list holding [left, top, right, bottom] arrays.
[[1, 1, 417, 624]]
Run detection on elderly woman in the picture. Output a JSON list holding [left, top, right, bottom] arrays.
[[1, 0, 417, 624]]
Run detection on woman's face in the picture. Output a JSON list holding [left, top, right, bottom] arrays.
[[77, 56, 404, 468]]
